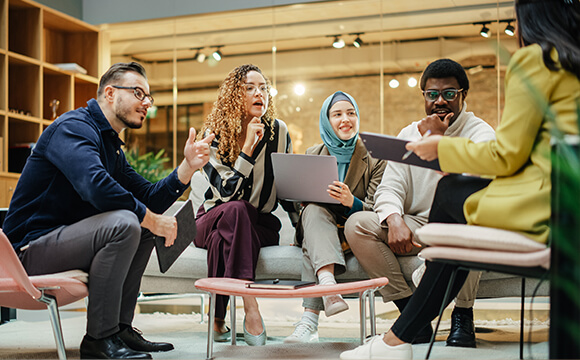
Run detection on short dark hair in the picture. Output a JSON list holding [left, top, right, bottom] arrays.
[[97, 62, 148, 98], [420, 58, 469, 91]]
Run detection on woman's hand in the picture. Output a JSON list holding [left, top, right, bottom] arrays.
[[327, 181, 354, 208], [405, 134, 442, 161], [241, 117, 265, 156]]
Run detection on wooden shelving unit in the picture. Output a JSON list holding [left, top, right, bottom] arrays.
[[0, 0, 101, 207]]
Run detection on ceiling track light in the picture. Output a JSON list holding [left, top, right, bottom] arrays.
[[194, 50, 206, 63], [504, 22, 515, 36], [477, 23, 491, 38], [212, 47, 223, 61], [332, 36, 345, 49], [351, 33, 364, 48]]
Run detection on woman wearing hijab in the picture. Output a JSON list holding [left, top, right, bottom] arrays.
[[284, 91, 386, 343]]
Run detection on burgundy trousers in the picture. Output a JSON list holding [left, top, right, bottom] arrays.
[[194, 200, 281, 319]]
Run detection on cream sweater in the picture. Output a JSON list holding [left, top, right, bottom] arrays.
[[374, 104, 496, 225]]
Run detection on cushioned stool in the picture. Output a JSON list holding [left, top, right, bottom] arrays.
[[416, 223, 549, 360]]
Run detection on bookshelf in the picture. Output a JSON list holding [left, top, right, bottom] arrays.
[[0, 0, 101, 207]]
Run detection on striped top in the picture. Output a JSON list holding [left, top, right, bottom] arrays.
[[200, 118, 292, 213]]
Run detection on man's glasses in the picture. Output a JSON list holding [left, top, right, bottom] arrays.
[[244, 84, 269, 96], [423, 88, 463, 102], [112, 86, 154, 105]]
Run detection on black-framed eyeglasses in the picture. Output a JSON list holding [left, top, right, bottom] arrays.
[[112, 86, 154, 105], [423, 88, 463, 102]]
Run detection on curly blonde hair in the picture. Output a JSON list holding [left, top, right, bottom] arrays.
[[200, 64, 277, 164]]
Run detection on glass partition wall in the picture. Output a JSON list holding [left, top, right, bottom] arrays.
[[106, 0, 517, 170]]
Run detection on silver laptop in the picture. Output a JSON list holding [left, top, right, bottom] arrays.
[[271, 153, 340, 204]]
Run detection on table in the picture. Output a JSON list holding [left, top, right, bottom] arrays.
[[194, 277, 389, 360]]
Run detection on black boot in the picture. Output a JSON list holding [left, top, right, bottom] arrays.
[[446, 307, 476, 348]]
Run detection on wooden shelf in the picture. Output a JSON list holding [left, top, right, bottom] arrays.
[[0, 0, 101, 206]]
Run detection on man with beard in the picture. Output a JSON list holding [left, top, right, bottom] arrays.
[[344, 58, 495, 348], [3, 62, 214, 359]]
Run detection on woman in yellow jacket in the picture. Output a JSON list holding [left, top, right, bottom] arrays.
[[340, 0, 580, 359]]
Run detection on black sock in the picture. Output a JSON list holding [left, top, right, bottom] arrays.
[[118, 323, 131, 331], [394, 297, 411, 313]]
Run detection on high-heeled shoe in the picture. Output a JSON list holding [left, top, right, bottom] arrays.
[[213, 326, 231, 342], [243, 317, 266, 346]]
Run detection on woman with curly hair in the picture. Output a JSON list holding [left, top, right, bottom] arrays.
[[193, 64, 292, 346]]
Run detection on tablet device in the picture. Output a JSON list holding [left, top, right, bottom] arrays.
[[360, 132, 441, 171], [154, 199, 196, 273], [271, 153, 340, 204]]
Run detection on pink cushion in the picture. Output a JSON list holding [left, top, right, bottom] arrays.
[[416, 224, 546, 252], [419, 246, 550, 270]]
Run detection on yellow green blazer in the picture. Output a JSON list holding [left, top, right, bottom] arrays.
[[438, 44, 579, 244]]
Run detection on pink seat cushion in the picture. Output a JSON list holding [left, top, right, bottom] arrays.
[[0, 271, 88, 310], [416, 223, 546, 252], [419, 246, 550, 270]]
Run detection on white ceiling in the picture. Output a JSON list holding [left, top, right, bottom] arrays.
[[100, 0, 518, 104]]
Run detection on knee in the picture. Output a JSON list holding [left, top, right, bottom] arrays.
[[107, 210, 141, 248], [301, 203, 330, 220], [344, 211, 379, 246], [221, 200, 255, 219]]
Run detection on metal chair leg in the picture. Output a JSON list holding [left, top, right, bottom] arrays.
[[40, 295, 66, 360], [206, 292, 216, 360], [360, 289, 368, 344], [230, 295, 236, 345], [369, 289, 377, 337], [425, 268, 458, 360], [520, 278, 526, 360]]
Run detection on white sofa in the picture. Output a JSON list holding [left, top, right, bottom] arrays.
[[140, 203, 549, 299]]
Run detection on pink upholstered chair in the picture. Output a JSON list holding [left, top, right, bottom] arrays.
[[416, 223, 550, 360], [0, 230, 88, 360]]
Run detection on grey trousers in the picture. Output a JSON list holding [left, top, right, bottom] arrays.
[[299, 204, 347, 311], [18, 210, 152, 339], [344, 211, 481, 308]]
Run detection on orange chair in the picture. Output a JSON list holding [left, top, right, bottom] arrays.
[[0, 230, 88, 360]]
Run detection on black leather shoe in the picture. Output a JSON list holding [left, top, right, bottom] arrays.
[[80, 334, 152, 359], [412, 323, 434, 344], [446, 309, 476, 348], [118, 326, 174, 352]]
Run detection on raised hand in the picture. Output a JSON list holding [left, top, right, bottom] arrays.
[[417, 112, 453, 136], [241, 117, 265, 156]]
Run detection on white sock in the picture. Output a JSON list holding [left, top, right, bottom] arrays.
[[317, 270, 337, 286], [301, 311, 319, 329]]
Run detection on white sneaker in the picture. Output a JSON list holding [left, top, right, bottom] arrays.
[[323, 294, 349, 317], [339, 334, 413, 360], [412, 262, 426, 287], [283, 321, 319, 343]]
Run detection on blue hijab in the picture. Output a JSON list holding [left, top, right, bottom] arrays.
[[319, 91, 360, 182]]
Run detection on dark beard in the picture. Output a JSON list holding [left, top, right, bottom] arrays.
[[116, 99, 144, 129]]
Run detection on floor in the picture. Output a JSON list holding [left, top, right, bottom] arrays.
[[0, 295, 550, 359]]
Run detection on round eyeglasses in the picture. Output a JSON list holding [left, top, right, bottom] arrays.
[[244, 84, 270, 96], [112, 86, 154, 105], [423, 88, 463, 102]]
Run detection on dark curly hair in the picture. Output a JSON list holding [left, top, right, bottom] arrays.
[[200, 64, 276, 164]]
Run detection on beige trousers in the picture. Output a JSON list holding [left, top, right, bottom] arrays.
[[299, 204, 348, 311], [344, 211, 481, 308]]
